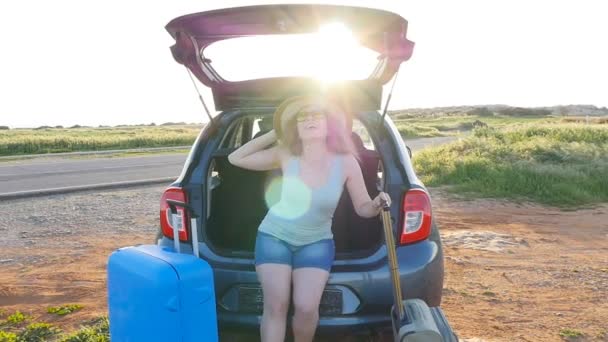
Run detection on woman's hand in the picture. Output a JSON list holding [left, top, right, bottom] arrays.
[[227, 129, 280, 171], [372, 192, 392, 211]]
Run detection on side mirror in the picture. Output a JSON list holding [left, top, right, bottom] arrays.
[[406, 146, 412, 158]]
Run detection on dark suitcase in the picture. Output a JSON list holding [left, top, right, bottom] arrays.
[[380, 202, 446, 342], [107, 200, 218, 341]]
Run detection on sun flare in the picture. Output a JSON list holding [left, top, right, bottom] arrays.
[[203, 23, 378, 83], [310, 23, 369, 83]]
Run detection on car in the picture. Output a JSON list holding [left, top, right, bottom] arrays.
[[156, 4, 456, 340]]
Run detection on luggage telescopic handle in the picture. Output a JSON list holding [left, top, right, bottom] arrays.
[[380, 199, 406, 323], [166, 200, 197, 217], [165, 199, 200, 257]]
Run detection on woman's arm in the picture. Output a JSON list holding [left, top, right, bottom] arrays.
[[344, 154, 392, 218], [227, 130, 281, 171]]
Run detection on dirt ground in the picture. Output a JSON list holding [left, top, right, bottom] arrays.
[[1, 186, 606, 341]]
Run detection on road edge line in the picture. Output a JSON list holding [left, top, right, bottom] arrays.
[[0, 146, 191, 160], [0, 177, 176, 200]]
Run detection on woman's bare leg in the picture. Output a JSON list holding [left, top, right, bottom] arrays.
[[257, 263, 292, 342], [292, 267, 330, 342]]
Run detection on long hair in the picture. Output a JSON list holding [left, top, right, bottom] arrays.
[[280, 101, 359, 159]]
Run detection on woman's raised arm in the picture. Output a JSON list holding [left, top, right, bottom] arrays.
[[227, 130, 281, 171]]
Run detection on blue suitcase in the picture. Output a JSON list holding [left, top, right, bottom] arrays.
[[107, 200, 217, 342]]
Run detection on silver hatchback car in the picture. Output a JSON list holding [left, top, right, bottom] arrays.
[[156, 4, 456, 341]]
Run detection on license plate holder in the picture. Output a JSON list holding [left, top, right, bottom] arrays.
[[237, 286, 343, 315]]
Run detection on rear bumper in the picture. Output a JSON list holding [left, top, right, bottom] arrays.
[[158, 237, 444, 332], [219, 307, 457, 341], [218, 312, 392, 334]]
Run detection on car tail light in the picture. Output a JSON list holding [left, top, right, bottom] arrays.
[[400, 189, 432, 244], [160, 187, 189, 242]]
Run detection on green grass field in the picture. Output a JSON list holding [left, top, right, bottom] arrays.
[[413, 124, 608, 207], [0, 113, 564, 157], [0, 125, 202, 156], [0, 111, 583, 156], [394, 113, 561, 138]]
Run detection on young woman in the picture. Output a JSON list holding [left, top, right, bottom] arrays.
[[228, 96, 391, 342]]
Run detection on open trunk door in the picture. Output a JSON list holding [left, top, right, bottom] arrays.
[[166, 5, 415, 111]]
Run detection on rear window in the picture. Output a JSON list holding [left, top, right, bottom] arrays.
[[204, 25, 379, 82], [220, 114, 376, 151], [352, 119, 375, 151]]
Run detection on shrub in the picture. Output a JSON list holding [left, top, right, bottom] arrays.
[[59, 316, 109, 342], [496, 107, 551, 117], [559, 328, 584, 338], [0, 331, 18, 342], [5, 311, 28, 325], [160, 122, 187, 126], [47, 305, 83, 316], [468, 107, 494, 117], [18, 323, 61, 342]]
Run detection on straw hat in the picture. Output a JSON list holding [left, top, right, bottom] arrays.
[[273, 95, 352, 139]]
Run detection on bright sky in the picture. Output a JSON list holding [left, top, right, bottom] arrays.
[[1, 0, 606, 128]]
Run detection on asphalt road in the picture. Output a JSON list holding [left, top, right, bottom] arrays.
[[0, 154, 185, 196], [0, 135, 461, 199]]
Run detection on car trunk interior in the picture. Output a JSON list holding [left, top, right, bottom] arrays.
[[203, 118, 384, 258], [167, 4, 416, 259]]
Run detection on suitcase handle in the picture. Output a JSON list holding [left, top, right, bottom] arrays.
[[166, 199, 198, 218], [166, 200, 200, 257]]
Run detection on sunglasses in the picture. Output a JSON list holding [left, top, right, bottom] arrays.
[[296, 110, 326, 123]]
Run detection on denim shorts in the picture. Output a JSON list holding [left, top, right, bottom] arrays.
[[254, 231, 335, 272]]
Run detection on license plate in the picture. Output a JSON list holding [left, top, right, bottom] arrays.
[[237, 286, 343, 315]]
